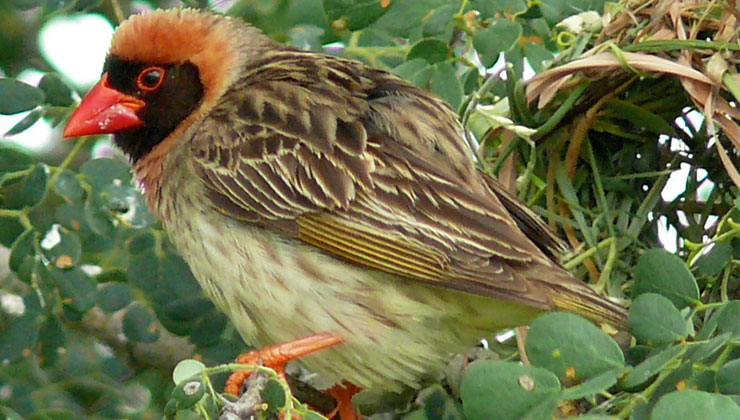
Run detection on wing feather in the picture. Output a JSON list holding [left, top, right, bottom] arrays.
[[189, 51, 626, 324]]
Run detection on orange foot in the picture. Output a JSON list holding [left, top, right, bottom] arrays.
[[225, 333, 362, 419], [225, 332, 344, 395], [327, 382, 363, 420]]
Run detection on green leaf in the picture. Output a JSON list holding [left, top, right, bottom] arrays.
[[686, 332, 731, 362], [473, 19, 522, 67], [604, 100, 677, 137], [422, 3, 456, 40], [79, 158, 132, 189], [127, 231, 156, 254], [261, 378, 286, 411], [5, 108, 42, 135], [172, 359, 206, 384], [0, 78, 44, 114], [393, 58, 434, 87], [620, 345, 684, 390], [0, 294, 42, 364], [539, 0, 606, 25], [371, 0, 452, 37], [523, 42, 554, 73], [39, 315, 66, 367], [38, 73, 74, 107], [52, 170, 85, 203], [122, 303, 160, 343], [164, 298, 215, 322], [0, 146, 33, 177], [96, 283, 134, 313], [2, 163, 48, 209], [560, 367, 629, 400], [49, 266, 96, 314], [715, 359, 740, 395], [323, 0, 388, 31], [715, 300, 740, 338], [171, 379, 205, 409], [190, 312, 228, 347], [430, 62, 463, 108], [40, 224, 82, 268], [633, 249, 699, 309], [461, 360, 560, 420], [629, 293, 689, 346], [526, 312, 625, 384], [407, 38, 449, 63], [9, 228, 35, 274], [651, 390, 740, 420], [470, 0, 527, 18]]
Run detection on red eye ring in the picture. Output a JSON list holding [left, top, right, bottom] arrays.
[[136, 66, 165, 91]]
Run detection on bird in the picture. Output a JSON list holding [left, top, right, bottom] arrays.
[[63, 8, 626, 419]]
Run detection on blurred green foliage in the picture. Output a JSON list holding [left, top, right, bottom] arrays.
[[1, 1, 739, 420]]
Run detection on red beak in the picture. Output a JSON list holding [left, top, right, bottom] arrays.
[[63, 74, 145, 138]]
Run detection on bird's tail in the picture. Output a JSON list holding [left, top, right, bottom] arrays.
[[544, 275, 628, 330]]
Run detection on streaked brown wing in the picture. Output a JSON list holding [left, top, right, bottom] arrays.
[[190, 51, 563, 310]]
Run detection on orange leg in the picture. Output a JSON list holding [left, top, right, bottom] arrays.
[[326, 382, 363, 420], [225, 332, 344, 395]]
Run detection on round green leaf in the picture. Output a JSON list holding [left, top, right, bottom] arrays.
[[127, 252, 160, 294], [629, 293, 689, 346], [473, 19, 522, 67], [651, 390, 740, 420], [407, 38, 449, 63], [2, 164, 48, 209], [715, 300, 740, 338], [9, 229, 35, 274], [695, 242, 732, 277], [393, 58, 434, 87], [633, 249, 699, 309], [49, 266, 96, 314], [421, 3, 455, 39], [79, 158, 132, 189], [715, 359, 740, 395], [172, 359, 206, 384], [127, 232, 156, 254], [523, 42, 554, 72], [39, 315, 66, 368], [539, 0, 607, 25], [171, 379, 205, 409], [461, 360, 560, 420], [324, 0, 388, 31], [164, 298, 215, 322], [0, 146, 33, 177], [261, 378, 287, 411], [40, 224, 82, 268], [163, 399, 177, 419], [190, 312, 227, 347], [0, 294, 42, 363], [430, 62, 463, 109], [96, 283, 134, 313], [371, 0, 452, 38], [122, 303, 160, 343], [52, 170, 84, 203], [38, 73, 73, 107], [526, 312, 625, 383], [0, 78, 44, 114]]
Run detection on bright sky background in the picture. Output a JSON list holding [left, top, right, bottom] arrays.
[[0, 11, 709, 253]]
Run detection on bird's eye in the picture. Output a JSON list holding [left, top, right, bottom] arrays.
[[136, 67, 165, 91]]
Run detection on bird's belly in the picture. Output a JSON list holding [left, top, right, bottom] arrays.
[[164, 209, 536, 395]]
